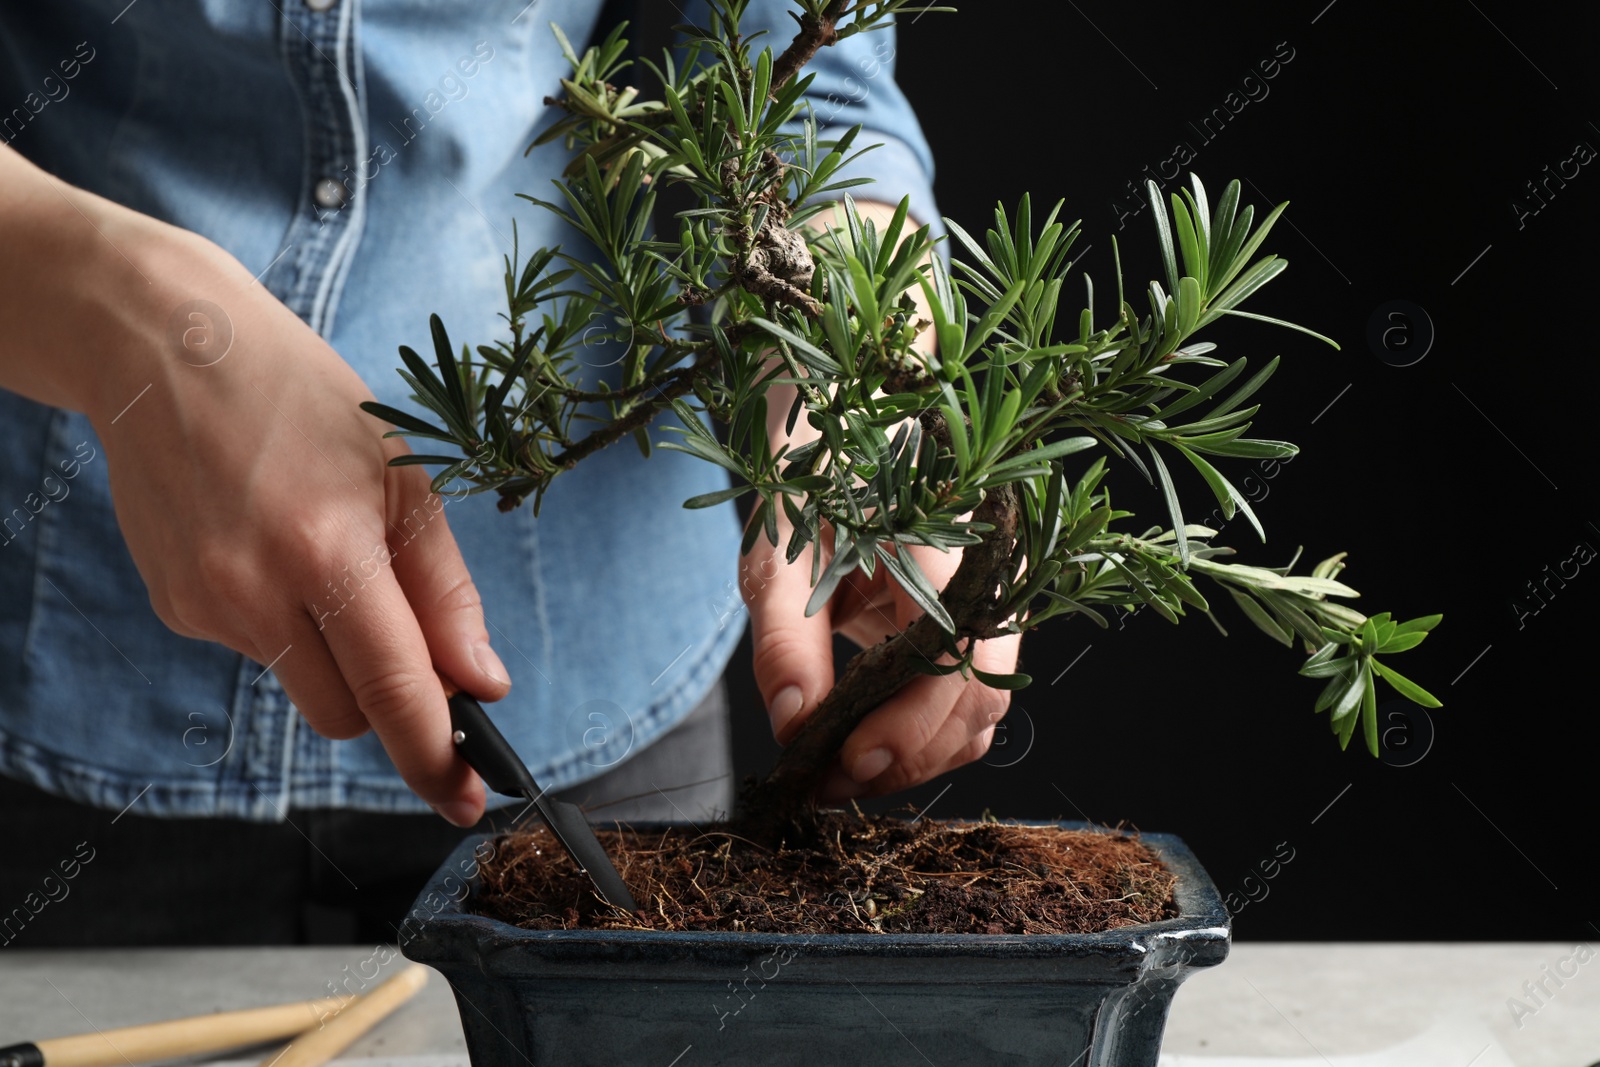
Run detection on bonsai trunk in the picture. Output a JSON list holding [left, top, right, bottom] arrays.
[[736, 479, 1021, 842]]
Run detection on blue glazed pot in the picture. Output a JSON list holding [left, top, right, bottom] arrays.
[[400, 822, 1229, 1067]]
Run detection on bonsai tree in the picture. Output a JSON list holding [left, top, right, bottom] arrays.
[[360, 0, 1442, 838]]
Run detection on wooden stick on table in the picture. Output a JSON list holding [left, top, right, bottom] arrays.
[[255, 964, 429, 1067], [2, 990, 350, 1067]]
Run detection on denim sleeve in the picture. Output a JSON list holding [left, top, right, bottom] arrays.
[[675, 3, 943, 240]]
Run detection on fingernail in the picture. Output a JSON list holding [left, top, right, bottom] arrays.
[[769, 685, 803, 741], [987, 709, 1006, 724], [474, 641, 510, 687], [432, 800, 480, 828], [851, 747, 894, 783]]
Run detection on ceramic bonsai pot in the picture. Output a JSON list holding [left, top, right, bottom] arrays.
[[400, 822, 1229, 1067]]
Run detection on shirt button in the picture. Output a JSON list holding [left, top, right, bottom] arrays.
[[313, 177, 347, 210], [305, 0, 338, 10]]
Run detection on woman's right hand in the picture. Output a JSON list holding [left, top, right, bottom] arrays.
[[0, 145, 506, 826]]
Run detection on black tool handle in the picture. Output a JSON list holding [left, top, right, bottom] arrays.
[[0, 1043, 42, 1067], [447, 692, 539, 798]]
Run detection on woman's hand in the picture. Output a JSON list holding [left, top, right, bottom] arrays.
[[0, 146, 506, 826], [744, 506, 1021, 802]]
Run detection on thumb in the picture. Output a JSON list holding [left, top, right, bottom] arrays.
[[743, 532, 835, 745]]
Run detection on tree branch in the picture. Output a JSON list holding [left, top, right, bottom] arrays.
[[545, 348, 722, 471], [769, 1, 848, 93]]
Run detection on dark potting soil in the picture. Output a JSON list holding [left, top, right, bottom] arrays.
[[471, 809, 1178, 934]]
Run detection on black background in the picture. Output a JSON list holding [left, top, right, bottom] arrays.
[[722, 1, 1598, 941]]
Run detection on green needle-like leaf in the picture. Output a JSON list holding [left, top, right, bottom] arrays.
[[1225, 586, 1292, 647], [1361, 661, 1380, 756], [1147, 179, 1180, 296], [972, 668, 1033, 690], [1372, 659, 1444, 708], [751, 317, 841, 374], [1171, 194, 1205, 294], [1392, 613, 1444, 635], [1329, 662, 1365, 723], [430, 314, 469, 420], [683, 484, 753, 509], [1147, 444, 1188, 566], [359, 401, 458, 444], [877, 544, 956, 632], [806, 540, 860, 618], [1215, 307, 1340, 349]]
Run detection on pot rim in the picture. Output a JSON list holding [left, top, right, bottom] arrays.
[[402, 819, 1230, 965]]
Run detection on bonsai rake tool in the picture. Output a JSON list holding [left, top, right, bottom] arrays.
[[446, 690, 639, 912]]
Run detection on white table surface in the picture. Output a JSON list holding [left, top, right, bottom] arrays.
[[0, 944, 1594, 1066]]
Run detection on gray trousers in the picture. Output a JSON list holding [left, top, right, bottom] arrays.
[[551, 675, 734, 824]]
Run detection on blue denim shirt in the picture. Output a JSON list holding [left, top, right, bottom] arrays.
[[0, 1, 938, 819]]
